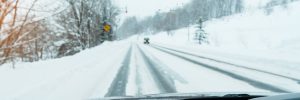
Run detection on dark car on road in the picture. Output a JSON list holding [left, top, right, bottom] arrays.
[[144, 37, 150, 44]]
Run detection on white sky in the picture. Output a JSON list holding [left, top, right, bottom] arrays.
[[18, 0, 271, 25], [20, 0, 270, 18], [114, 0, 271, 17], [115, 0, 191, 18]]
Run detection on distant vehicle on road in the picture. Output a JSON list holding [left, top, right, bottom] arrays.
[[144, 37, 150, 44]]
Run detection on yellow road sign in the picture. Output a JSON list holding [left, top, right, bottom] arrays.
[[103, 24, 111, 32]]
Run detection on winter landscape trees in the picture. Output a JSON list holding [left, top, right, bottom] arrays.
[[2, 0, 297, 66], [54, 0, 120, 57], [0, 0, 120, 66], [117, 0, 244, 40], [0, 0, 46, 66]]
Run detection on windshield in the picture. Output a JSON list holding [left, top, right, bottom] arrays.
[[0, 0, 300, 99]]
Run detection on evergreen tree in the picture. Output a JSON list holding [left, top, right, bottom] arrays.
[[195, 18, 207, 44]]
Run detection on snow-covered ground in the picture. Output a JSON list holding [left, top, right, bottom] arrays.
[[0, 41, 131, 99], [1, 0, 300, 100], [142, 0, 300, 94], [150, 1, 300, 51], [1, 37, 299, 99], [148, 0, 300, 72]]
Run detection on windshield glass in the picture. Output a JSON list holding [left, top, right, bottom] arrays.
[[0, 0, 299, 99]]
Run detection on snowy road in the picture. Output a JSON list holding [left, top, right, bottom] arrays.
[[105, 46, 133, 97], [136, 45, 177, 93], [151, 44, 300, 83], [148, 45, 287, 92], [104, 44, 179, 97], [1, 41, 300, 100], [100, 42, 300, 98], [148, 44, 300, 92]]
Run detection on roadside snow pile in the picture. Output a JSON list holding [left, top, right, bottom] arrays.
[[0, 41, 131, 100]]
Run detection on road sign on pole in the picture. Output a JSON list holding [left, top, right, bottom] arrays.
[[103, 23, 111, 33]]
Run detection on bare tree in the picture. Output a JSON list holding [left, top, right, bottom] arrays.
[[117, 0, 244, 38], [0, 0, 42, 67], [54, 0, 120, 57]]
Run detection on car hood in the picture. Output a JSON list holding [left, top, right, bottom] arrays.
[[91, 92, 283, 100]]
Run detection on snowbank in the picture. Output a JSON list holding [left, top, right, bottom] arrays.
[[0, 41, 131, 100]]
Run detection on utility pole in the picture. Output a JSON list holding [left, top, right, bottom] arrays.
[[188, 23, 190, 41], [187, 16, 191, 41]]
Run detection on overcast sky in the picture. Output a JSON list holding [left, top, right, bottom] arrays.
[[20, 0, 269, 19], [115, 0, 191, 18], [114, 0, 270, 22]]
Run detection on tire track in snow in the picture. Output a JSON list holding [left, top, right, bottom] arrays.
[[137, 45, 177, 93], [134, 46, 143, 96], [152, 44, 300, 83], [148, 45, 289, 93], [105, 46, 132, 97]]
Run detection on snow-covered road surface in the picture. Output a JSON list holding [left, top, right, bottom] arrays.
[[1, 40, 300, 100], [146, 44, 300, 92], [101, 42, 300, 98], [105, 46, 133, 97], [151, 43, 300, 82]]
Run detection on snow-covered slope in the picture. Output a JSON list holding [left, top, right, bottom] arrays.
[[151, 1, 300, 51], [0, 41, 131, 100], [206, 1, 300, 51], [149, 0, 300, 57], [146, 1, 300, 77]]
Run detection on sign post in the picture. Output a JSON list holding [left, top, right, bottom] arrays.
[[103, 23, 111, 33]]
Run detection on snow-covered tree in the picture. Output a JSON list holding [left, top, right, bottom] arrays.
[[117, 0, 244, 38], [0, 0, 44, 66], [195, 18, 207, 44], [54, 0, 120, 57], [0, 0, 120, 66], [117, 17, 140, 38]]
